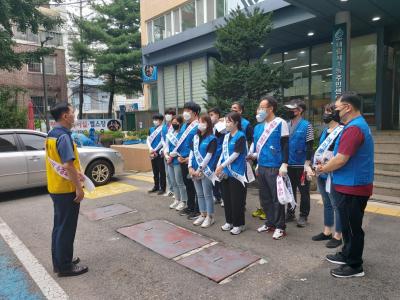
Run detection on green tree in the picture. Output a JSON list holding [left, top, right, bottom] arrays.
[[0, 87, 27, 128], [71, 0, 142, 118], [0, 0, 62, 71], [205, 7, 290, 120]]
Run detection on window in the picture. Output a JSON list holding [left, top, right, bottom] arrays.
[[206, 0, 215, 22], [181, 1, 196, 31], [196, 0, 205, 26], [19, 134, 46, 151], [28, 61, 41, 73], [0, 134, 17, 152], [153, 16, 165, 42], [216, 0, 225, 18], [12, 27, 39, 43], [173, 9, 181, 34], [27, 57, 55, 74], [31, 96, 44, 117], [165, 13, 172, 38], [147, 21, 153, 43], [150, 84, 158, 111]]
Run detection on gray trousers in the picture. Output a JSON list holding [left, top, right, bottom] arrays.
[[258, 166, 286, 230]]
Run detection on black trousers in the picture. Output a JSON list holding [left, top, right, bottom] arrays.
[[258, 166, 285, 229], [336, 191, 369, 268], [180, 162, 199, 213], [287, 167, 310, 217], [151, 155, 166, 191], [221, 177, 246, 227], [213, 180, 222, 201], [51, 192, 80, 272]]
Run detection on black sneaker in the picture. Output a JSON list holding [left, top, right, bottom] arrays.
[[312, 232, 332, 241], [148, 187, 158, 193], [53, 257, 80, 273], [297, 216, 308, 227], [157, 190, 166, 195], [187, 211, 200, 220], [331, 265, 365, 278], [326, 238, 343, 249], [58, 264, 88, 277], [326, 253, 346, 265], [286, 213, 296, 222], [179, 207, 191, 216]]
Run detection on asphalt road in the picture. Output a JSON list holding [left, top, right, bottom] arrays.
[[0, 175, 399, 300]]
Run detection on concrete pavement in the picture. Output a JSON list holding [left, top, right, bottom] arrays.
[[0, 174, 399, 300]]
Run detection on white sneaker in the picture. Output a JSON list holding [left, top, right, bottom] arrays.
[[169, 200, 179, 209], [175, 201, 186, 211], [272, 228, 286, 240], [201, 216, 215, 228], [257, 225, 274, 233], [221, 223, 233, 231], [193, 215, 206, 226], [220, 200, 224, 207], [230, 226, 243, 235]]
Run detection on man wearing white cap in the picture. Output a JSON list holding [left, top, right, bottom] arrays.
[[284, 99, 314, 228]]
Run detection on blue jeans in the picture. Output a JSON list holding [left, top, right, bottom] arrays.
[[167, 163, 187, 202], [317, 176, 342, 233], [165, 158, 173, 193], [193, 176, 214, 215]]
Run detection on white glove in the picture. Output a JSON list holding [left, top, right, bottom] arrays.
[[169, 151, 178, 157], [279, 163, 288, 177]]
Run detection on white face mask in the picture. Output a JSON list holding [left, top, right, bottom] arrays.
[[183, 111, 191, 121], [256, 109, 267, 123], [165, 114, 172, 122], [153, 120, 160, 126], [198, 123, 207, 132]]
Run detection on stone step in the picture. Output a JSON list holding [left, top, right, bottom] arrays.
[[375, 160, 400, 172], [370, 194, 400, 205], [374, 170, 400, 184], [375, 152, 400, 161], [374, 181, 400, 198], [373, 135, 400, 143], [374, 142, 400, 154]]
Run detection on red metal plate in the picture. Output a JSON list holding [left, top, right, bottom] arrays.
[[177, 244, 260, 282], [82, 204, 134, 221], [117, 220, 211, 259]]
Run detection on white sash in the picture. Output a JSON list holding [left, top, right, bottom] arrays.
[[148, 126, 163, 151], [166, 130, 179, 147], [255, 117, 283, 156], [172, 120, 198, 153], [221, 134, 247, 187], [276, 175, 295, 209], [313, 125, 343, 193], [48, 157, 95, 192], [193, 135, 216, 184]]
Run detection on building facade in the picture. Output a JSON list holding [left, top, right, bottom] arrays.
[[140, 0, 400, 130]]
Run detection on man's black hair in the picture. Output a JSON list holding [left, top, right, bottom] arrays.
[[152, 113, 164, 121], [207, 107, 221, 116], [232, 101, 244, 112], [183, 101, 201, 115], [50, 102, 72, 121], [261, 96, 278, 113], [165, 108, 176, 115], [340, 91, 362, 111]]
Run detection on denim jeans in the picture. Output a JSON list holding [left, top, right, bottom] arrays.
[[165, 159, 173, 193], [167, 163, 187, 202], [193, 176, 214, 215], [317, 176, 341, 233]]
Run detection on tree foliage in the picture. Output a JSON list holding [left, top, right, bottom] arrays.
[[0, 87, 27, 128], [0, 0, 62, 71], [71, 0, 142, 118], [205, 7, 291, 120]]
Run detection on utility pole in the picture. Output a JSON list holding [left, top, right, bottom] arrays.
[[78, 0, 84, 119], [41, 36, 53, 132]]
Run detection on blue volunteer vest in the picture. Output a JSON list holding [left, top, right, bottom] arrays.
[[215, 132, 224, 161], [177, 122, 198, 158], [288, 119, 309, 165], [332, 116, 374, 186], [191, 134, 218, 171], [149, 126, 162, 149], [241, 117, 250, 134], [161, 123, 169, 141], [221, 131, 247, 178], [318, 128, 329, 180], [253, 122, 283, 168]]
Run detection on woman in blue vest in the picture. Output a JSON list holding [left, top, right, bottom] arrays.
[[164, 116, 188, 210], [215, 112, 248, 235], [312, 103, 342, 248], [161, 108, 176, 198], [189, 114, 218, 228]]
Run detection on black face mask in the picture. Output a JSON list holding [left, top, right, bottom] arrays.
[[172, 124, 180, 131], [322, 113, 333, 124], [287, 111, 296, 120]]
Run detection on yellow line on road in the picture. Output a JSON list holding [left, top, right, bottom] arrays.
[[126, 174, 154, 183], [85, 182, 138, 199]]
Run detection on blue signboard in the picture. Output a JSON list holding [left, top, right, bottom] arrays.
[[142, 65, 158, 82], [331, 23, 347, 100]]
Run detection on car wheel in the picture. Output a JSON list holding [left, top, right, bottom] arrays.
[[86, 159, 112, 186]]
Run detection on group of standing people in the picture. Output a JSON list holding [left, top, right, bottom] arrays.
[[147, 91, 374, 278]]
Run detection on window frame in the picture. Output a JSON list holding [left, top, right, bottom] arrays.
[[27, 56, 56, 75], [17, 133, 46, 152], [0, 133, 19, 153]]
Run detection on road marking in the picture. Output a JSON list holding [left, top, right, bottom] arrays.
[[0, 217, 68, 300], [84, 182, 138, 199], [126, 174, 154, 183]]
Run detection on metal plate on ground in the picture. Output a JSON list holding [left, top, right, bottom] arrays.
[[177, 244, 260, 282], [117, 220, 211, 259], [82, 204, 135, 221]]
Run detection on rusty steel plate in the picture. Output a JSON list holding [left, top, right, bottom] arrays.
[[117, 220, 211, 259], [176, 244, 260, 282], [82, 204, 135, 221]]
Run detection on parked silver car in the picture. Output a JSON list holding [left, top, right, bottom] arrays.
[[0, 129, 124, 193]]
